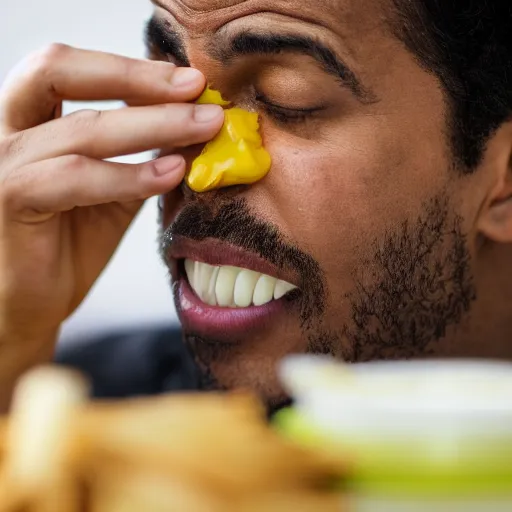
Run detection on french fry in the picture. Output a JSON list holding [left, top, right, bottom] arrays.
[[1, 367, 88, 512], [79, 393, 341, 493], [89, 461, 226, 512], [0, 368, 346, 512]]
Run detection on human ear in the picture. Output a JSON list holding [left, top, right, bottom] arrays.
[[478, 123, 512, 243]]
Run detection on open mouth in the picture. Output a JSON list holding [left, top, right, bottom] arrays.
[[183, 259, 298, 308], [169, 237, 301, 338]]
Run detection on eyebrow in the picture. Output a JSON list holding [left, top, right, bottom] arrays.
[[219, 32, 376, 103], [144, 18, 377, 104]]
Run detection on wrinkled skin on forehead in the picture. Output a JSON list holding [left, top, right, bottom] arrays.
[[154, 0, 512, 408]]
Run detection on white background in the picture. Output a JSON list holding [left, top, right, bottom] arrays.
[[0, 0, 180, 342]]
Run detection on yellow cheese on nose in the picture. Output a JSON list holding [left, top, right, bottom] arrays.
[[186, 87, 272, 193]]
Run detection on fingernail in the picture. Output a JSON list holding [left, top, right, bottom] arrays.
[[153, 155, 185, 176], [171, 68, 203, 88], [194, 104, 224, 123]]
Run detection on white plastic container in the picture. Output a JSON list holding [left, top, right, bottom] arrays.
[[276, 357, 512, 511]]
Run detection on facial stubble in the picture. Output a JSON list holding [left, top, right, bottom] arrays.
[[160, 193, 476, 395]]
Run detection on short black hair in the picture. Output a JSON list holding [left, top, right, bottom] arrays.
[[393, 0, 512, 171]]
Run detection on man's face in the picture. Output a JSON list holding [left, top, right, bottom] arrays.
[[152, 0, 487, 404]]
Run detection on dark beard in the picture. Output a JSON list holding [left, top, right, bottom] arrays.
[[161, 197, 326, 328], [308, 194, 476, 361], [184, 333, 293, 417], [164, 193, 476, 412]]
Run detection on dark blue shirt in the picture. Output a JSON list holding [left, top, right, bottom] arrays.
[[55, 327, 199, 399]]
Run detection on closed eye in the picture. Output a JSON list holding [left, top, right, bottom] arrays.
[[255, 93, 326, 124]]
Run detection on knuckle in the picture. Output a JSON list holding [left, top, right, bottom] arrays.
[[118, 57, 151, 90], [26, 43, 70, 78], [155, 61, 177, 81], [38, 42, 70, 61], [124, 59, 174, 86], [132, 163, 147, 186], [160, 102, 192, 121], [118, 57, 136, 85], [130, 164, 155, 198], [59, 154, 88, 170]]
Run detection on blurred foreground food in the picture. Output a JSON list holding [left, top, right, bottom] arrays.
[[277, 357, 512, 511], [0, 367, 346, 512], [4, 357, 510, 511]]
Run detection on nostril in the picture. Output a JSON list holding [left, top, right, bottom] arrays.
[[180, 179, 193, 198]]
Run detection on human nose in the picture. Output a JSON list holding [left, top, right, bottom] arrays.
[[185, 86, 272, 193]]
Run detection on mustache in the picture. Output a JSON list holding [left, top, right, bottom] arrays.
[[161, 198, 326, 325]]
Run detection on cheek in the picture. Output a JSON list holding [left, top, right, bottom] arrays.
[[259, 143, 374, 282], [255, 119, 451, 279]]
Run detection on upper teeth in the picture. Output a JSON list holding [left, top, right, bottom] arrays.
[[184, 259, 298, 308]]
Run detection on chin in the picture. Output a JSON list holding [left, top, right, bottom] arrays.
[[181, 328, 299, 409]]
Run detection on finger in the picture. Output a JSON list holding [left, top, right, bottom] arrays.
[[3, 154, 186, 219], [6, 103, 224, 167], [0, 44, 205, 133]]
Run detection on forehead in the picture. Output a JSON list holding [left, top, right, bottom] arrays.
[[153, 0, 388, 35], [172, 0, 257, 10], [168, 0, 354, 11]]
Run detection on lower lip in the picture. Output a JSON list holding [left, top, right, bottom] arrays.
[[175, 277, 289, 340]]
